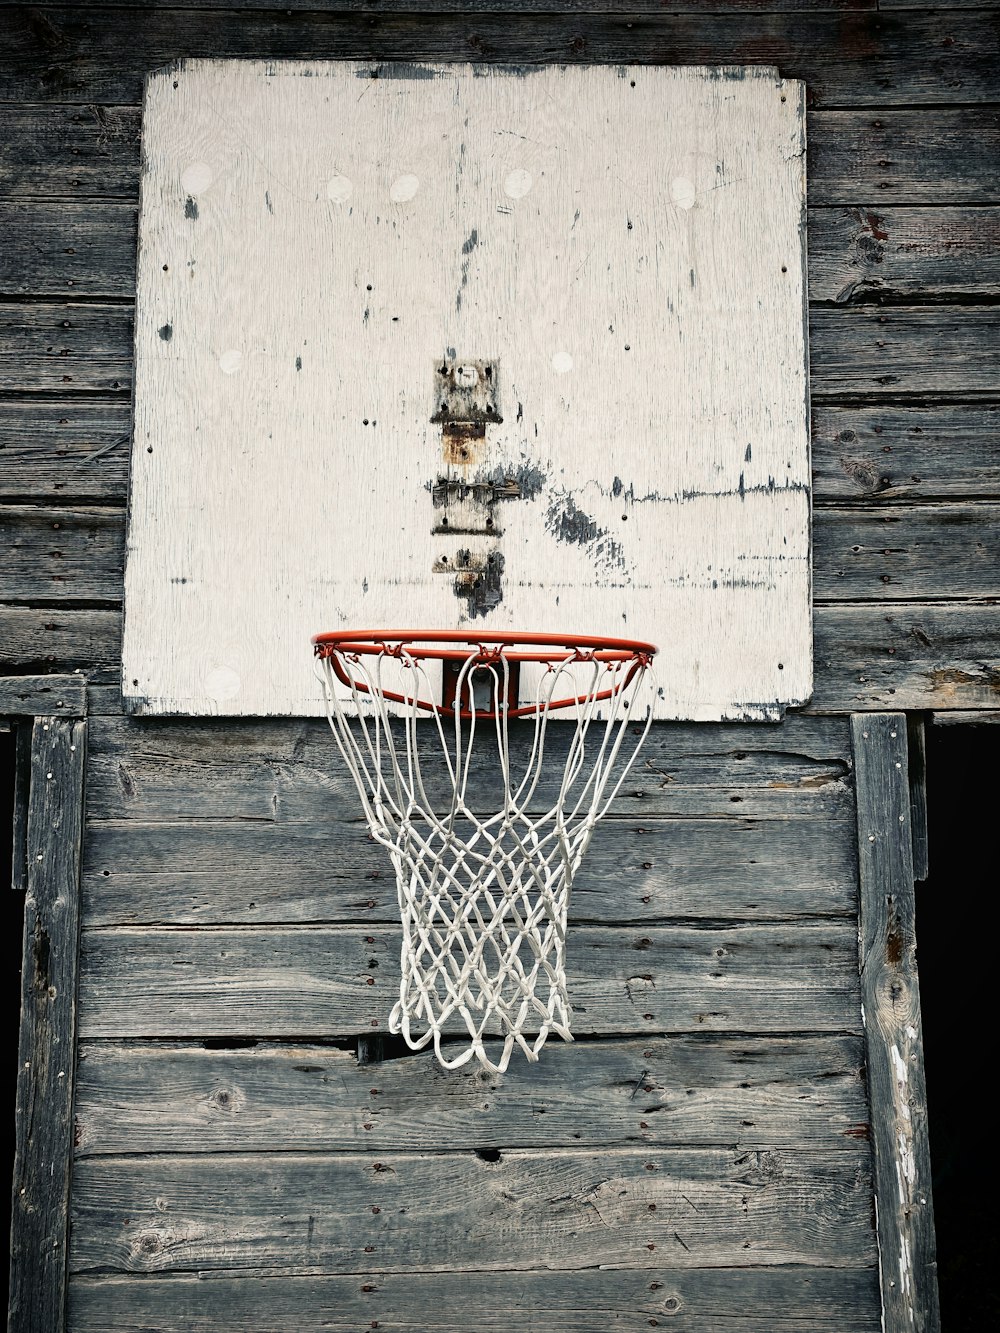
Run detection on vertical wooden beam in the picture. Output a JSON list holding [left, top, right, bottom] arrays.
[[7, 718, 87, 1333], [851, 713, 940, 1333], [905, 714, 929, 882]]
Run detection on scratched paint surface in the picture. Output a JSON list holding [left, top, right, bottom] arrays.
[[123, 60, 811, 718]]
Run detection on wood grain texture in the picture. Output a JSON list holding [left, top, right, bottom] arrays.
[[851, 714, 939, 1333], [808, 206, 1000, 304], [1, 8, 996, 107], [5, 301, 997, 398], [124, 60, 810, 720], [8, 718, 86, 1333], [0, 400, 131, 502], [0, 675, 86, 717], [80, 813, 858, 926], [0, 504, 124, 601], [7, 498, 1000, 607], [0, 104, 139, 198], [811, 600, 1000, 712], [905, 713, 929, 882], [809, 307, 1000, 396], [810, 405, 1000, 502], [7, 400, 1000, 509], [82, 711, 855, 822], [68, 1145, 876, 1275], [0, 605, 121, 673], [814, 503, 1000, 601], [77, 921, 863, 1038], [0, 201, 137, 297], [73, 1034, 869, 1156], [67, 1266, 883, 1332]]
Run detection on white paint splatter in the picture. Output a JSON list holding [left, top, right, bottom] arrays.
[[504, 168, 533, 199], [326, 174, 353, 204], [219, 349, 243, 375], [670, 176, 696, 210], [551, 351, 573, 374], [205, 666, 241, 700], [390, 174, 420, 203], [181, 162, 213, 195]]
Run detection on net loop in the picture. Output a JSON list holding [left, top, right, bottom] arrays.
[[315, 632, 656, 1073]]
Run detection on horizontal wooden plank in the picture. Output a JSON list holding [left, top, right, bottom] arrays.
[[5, 107, 993, 208], [83, 712, 854, 822], [929, 709, 1000, 726], [77, 921, 863, 1038], [808, 109, 1000, 206], [814, 503, 1000, 601], [67, 1266, 882, 1332], [811, 404, 1000, 502], [7, 202, 1000, 314], [0, 399, 130, 501], [5, 302, 996, 397], [0, 503, 124, 600], [808, 206, 1000, 304], [69, 1145, 875, 1275], [810, 600, 1000, 712], [6, 400, 1000, 509], [73, 1033, 869, 1156], [2, 9, 997, 107], [6, 496, 998, 607], [0, 673, 85, 716], [80, 812, 858, 926], [809, 306, 1000, 396], [9, 600, 996, 713], [0, 604, 120, 672]]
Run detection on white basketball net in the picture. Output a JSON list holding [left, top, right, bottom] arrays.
[[317, 642, 655, 1073]]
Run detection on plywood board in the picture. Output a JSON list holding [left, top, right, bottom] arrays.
[[123, 60, 811, 718]]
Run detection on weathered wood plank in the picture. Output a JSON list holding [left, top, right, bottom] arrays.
[[68, 1145, 876, 1275], [0, 504, 124, 601], [0, 674, 86, 717], [809, 307, 1000, 397], [0, 201, 137, 298], [811, 404, 1000, 502], [928, 708, 1000, 725], [5, 302, 996, 398], [8, 718, 86, 1333], [67, 1266, 883, 1332], [7, 498, 997, 608], [0, 301, 132, 393], [808, 109, 1000, 206], [6, 401, 1000, 509], [8, 202, 1000, 315], [905, 713, 929, 881], [0, 605, 121, 673], [2, 9, 997, 107], [83, 712, 854, 822], [811, 600, 1000, 713], [11, 720, 31, 893], [851, 715, 939, 1333], [0, 104, 138, 198], [0, 400, 130, 502], [808, 206, 1000, 305], [80, 812, 859, 926], [77, 921, 863, 1038], [18, 600, 998, 714], [73, 1033, 869, 1156], [814, 503, 1000, 601]]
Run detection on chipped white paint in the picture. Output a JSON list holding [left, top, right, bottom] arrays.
[[669, 176, 697, 209], [325, 174, 353, 204], [124, 61, 811, 718], [180, 161, 213, 194], [389, 173, 420, 202], [503, 168, 533, 199]]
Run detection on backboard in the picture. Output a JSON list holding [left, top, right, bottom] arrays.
[[123, 59, 811, 720]]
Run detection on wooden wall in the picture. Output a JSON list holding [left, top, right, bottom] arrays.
[[2, 3, 986, 1328], [0, 1, 998, 711]]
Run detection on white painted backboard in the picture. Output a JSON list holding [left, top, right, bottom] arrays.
[[124, 60, 811, 719]]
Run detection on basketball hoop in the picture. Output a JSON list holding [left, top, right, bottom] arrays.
[[313, 630, 657, 1073]]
